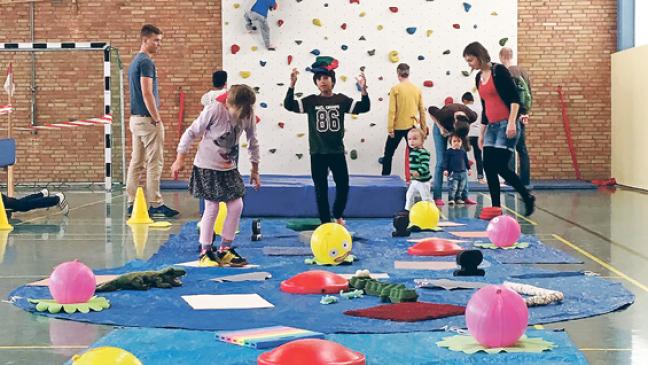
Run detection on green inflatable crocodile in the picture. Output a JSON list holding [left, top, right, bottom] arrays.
[[349, 276, 418, 303], [96, 267, 187, 292]]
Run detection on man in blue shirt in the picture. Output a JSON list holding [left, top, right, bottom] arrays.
[[126, 24, 178, 218], [244, 0, 278, 50]]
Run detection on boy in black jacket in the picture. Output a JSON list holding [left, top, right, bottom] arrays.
[[284, 59, 370, 225]]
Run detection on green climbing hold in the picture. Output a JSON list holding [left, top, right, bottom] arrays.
[[499, 37, 509, 46], [350, 149, 358, 160]]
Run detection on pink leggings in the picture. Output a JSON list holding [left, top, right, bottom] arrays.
[[199, 198, 244, 246]]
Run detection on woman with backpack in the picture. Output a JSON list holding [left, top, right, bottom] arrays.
[[462, 42, 535, 218]]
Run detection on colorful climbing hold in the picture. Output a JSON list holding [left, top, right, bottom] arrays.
[[253, 87, 260, 93], [378, 76, 384, 81], [277, 19, 284, 27], [350, 150, 358, 160], [260, 102, 268, 108], [251, 46, 258, 51], [453, 24, 460, 29], [377, 25, 384, 31], [389, 6, 398, 13], [295, 92, 304, 98], [378, 97, 384, 101], [361, 138, 366, 143], [288, 55, 293, 65], [295, 40, 303, 45], [389, 50, 400, 63], [296, 153, 304, 159], [340, 75, 348, 82], [418, 55, 425, 60], [313, 18, 322, 27], [359, 11, 366, 17], [491, 11, 498, 16], [350, 0, 359, 4], [461, 70, 471, 77], [370, 123, 376, 127], [499, 37, 509, 46], [463, 2, 472, 12], [341, 23, 347, 30], [367, 49, 376, 56], [231, 44, 240, 54], [260, 60, 267, 67], [426, 29, 433, 37], [233, 3, 240, 9], [278, 122, 285, 128], [297, 133, 305, 138], [240, 71, 251, 79], [443, 49, 451, 55], [359, 36, 366, 41], [269, 149, 277, 154], [423, 80, 434, 88], [341, 45, 348, 51], [406, 27, 417, 35], [446, 71, 451, 76], [311, 49, 321, 56]]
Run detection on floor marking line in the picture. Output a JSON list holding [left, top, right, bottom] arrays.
[[552, 234, 648, 293]]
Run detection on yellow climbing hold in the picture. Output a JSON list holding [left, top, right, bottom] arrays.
[[491, 11, 498, 16], [297, 133, 305, 138], [240, 71, 251, 79], [313, 18, 322, 27], [359, 11, 366, 17], [233, 3, 240, 8], [389, 50, 400, 63], [251, 46, 258, 51], [377, 25, 384, 31], [340, 75, 348, 82], [427, 29, 433, 37], [351, 115, 358, 120], [241, 143, 249, 148]]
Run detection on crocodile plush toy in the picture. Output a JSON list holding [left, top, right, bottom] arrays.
[[349, 276, 418, 303], [96, 267, 187, 292]]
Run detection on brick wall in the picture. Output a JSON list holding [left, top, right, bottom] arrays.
[[0, 0, 614, 184]]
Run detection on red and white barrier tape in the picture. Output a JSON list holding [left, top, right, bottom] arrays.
[[0, 104, 13, 115]]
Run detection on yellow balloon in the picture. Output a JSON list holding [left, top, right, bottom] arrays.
[[409, 201, 440, 230], [214, 202, 228, 235], [72, 347, 142, 365], [310, 223, 352, 265]]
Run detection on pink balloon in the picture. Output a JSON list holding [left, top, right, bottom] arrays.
[[465, 285, 529, 348], [48, 260, 96, 304], [487, 215, 521, 247]]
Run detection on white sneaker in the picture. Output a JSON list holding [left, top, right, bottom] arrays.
[[55, 193, 70, 216], [456, 199, 465, 205], [40, 188, 49, 197], [448, 200, 455, 205]]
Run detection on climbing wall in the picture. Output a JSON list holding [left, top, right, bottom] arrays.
[[223, 0, 517, 176]]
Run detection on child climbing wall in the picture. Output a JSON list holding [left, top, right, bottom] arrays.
[[223, 0, 516, 176]]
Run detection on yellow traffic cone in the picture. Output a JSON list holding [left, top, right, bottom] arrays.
[[127, 187, 154, 225], [0, 195, 14, 231], [129, 223, 149, 259]]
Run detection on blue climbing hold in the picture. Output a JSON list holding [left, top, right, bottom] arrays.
[[341, 45, 348, 51], [406, 27, 417, 35], [260, 60, 267, 67], [260, 102, 268, 108], [463, 2, 472, 12], [311, 49, 321, 56], [418, 55, 425, 61]]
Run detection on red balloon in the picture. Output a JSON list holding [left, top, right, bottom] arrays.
[[280, 270, 348, 294], [407, 238, 463, 256], [258, 339, 366, 365]]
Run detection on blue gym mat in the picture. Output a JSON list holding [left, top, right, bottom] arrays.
[[65, 327, 588, 365], [9, 219, 633, 333]]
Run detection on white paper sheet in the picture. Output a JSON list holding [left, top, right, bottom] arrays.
[[181, 294, 274, 310]]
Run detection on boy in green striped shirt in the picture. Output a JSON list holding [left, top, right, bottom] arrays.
[[405, 128, 433, 210]]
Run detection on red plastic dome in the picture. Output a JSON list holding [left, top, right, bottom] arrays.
[[280, 270, 349, 294], [407, 238, 463, 256], [258, 339, 366, 365]]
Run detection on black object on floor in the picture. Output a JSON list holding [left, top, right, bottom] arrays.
[[392, 215, 411, 237], [453, 250, 485, 277], [251, 219, 262, 241]]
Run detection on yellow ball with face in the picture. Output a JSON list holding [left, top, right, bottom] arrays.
[[310, 223, 353, 265]]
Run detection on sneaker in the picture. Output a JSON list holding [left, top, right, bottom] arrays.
[[463, 198, 477, 205], [40, 188, 50, 197], [524, 195, 536, 217], [456, 199, 465, 205], [127, 204, 134, 217], [448, 200, 455, 205], [199, 249, 221, 267], [218, 247, 248, 267], [434, 199, 445, 206], [149, 204, 180, 218], [55, 193, 70, 216]]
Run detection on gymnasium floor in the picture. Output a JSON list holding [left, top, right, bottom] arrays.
[[0, 187, 646, 364]]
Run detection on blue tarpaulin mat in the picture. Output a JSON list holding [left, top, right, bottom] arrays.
[[66, 327, 588, 365], [9, 219, 633, 333]]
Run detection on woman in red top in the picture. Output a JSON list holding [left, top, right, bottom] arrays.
[[463, 42, 534, 217]]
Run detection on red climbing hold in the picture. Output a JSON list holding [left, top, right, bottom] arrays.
[[350, 0, 360, 4], [278, 122, 285, 129], [288, 55, 293, 65], [423, 80, 434, 88], [230, 44, 240, 54], [341, 23, 347, 30], [444, 97, 454, 105], [389, 6, 399, 13], [453, 23, 461, 29], [277, 19, 284, 27]]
